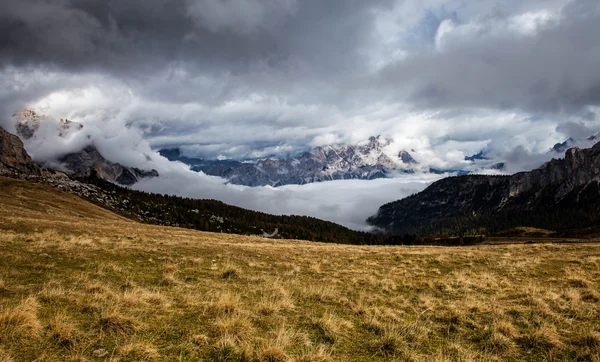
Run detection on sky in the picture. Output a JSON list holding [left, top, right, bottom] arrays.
[[1, 0, 599, 229]]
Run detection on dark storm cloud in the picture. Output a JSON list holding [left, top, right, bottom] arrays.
[[0, 0, 387, 82], [378, 0, 600, 114]]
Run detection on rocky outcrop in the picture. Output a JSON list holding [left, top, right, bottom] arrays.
[[59, 146, 159, 186], [14, 109, 42, 140], [14, 109, 84, 140], [0, 128, 41, 175], [161, 136, 417, 187], [368, 142, 600, 234], [398, 151, 417, 164]]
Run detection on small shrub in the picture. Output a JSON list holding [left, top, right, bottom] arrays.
[[222, 268, 238, 280]]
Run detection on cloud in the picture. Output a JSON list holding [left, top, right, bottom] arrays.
[[185, 0, 298, 35], [377, 0, 600, 114], [133, 164, 440, 230]]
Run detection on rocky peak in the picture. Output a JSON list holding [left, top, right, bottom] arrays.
[[9, 109, 156, 186], [14, 109, 42, 140], [0, 127, 41, 175], [14, 109, 84, 140], [363, 135, 391, 154], [398, 151, 417, 164], [58, 145, 159, 186], [58, 118, 84, 137]]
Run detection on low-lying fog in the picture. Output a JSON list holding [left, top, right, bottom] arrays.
[[133, 167, 444, 231]]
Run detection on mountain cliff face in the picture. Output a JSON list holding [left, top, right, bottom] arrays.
[[0, 128, 41, 175], [161, 136, 417, 187], [58, 146, 159, 186], [368, 142, 600, 235]]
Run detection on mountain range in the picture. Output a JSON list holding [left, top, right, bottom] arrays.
[[550, 133, 600, 153], [5, 119, 600, 242], [160, 136, 418, 187], [368, 141, 600, 236], [0, 125, 406, 245]]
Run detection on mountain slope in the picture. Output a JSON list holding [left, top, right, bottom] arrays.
[[368, 142, 600, 235], [71, 175, 395, 244], [0, 127, 417, 245], [2, 174, 599, 361]]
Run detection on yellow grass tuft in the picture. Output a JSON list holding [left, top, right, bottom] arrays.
[[312, 313, 353, 344], [0, 347, 15, 362], [206, 291, 242, 316], [97, 310, 140, 335], [0, 297, 42, 341], [215, 315, 255, 342], [46, 313, 78, 348], [118, 341, 161, 360]]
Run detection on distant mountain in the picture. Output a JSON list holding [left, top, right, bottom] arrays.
[[550, 133, 600, 154], [160, 136, 418, 187], [551, 138, 575, 153], [368, 142, 600, 236], [464, 151, 487, 162], [14, 109, 84, 140]]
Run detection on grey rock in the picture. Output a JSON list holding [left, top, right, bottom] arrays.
[[93, 348, 109, 358], [0, 127, 41, 175]]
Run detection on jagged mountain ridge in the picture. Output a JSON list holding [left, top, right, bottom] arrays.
[[368, 142, 600, 235], [161, 136, 418, 187], [551, 133, 600, 153]]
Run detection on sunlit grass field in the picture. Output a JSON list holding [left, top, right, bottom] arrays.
[[1, 177, 599, 361]]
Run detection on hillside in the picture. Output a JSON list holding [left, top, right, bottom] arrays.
[[72, 175, 392, 245], [1, 177, 600, 361], [368, 142, 600, 236]]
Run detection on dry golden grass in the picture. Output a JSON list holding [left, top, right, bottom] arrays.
[[1, 176, 600, 361]]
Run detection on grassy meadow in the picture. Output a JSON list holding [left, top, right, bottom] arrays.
[[0, 177, 599, 361]]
